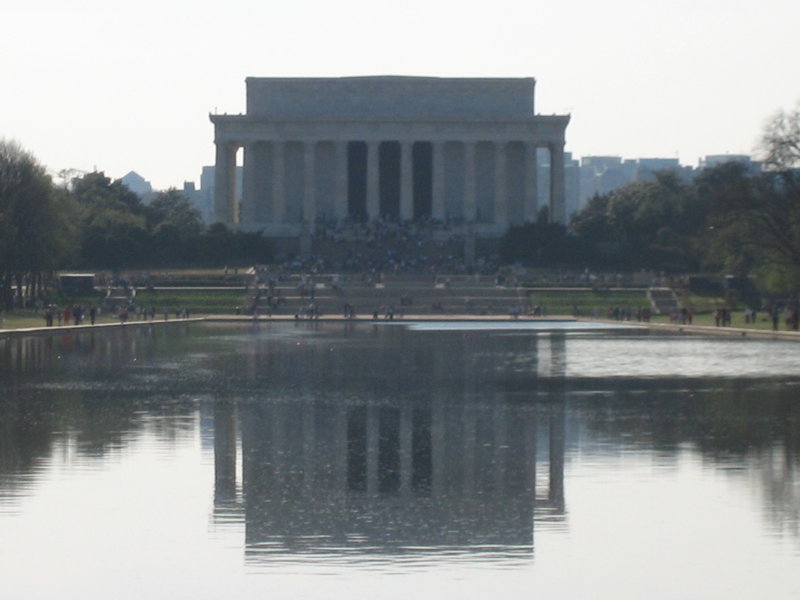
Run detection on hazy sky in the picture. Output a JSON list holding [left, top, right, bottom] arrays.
[[3, 0, 798, 190]]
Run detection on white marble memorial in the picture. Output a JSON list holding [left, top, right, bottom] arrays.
[[211, 76, 570, 237]]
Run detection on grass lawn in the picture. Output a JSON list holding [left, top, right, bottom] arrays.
[[524, 289, 650, 315], [1, 284, 795, 333], [0, 311, 121, 329], [650, 310, 786, 331], [1, 288, 247, 331], [132, 289, 245, 314]]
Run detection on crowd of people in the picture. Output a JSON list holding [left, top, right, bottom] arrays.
[[42, 304, 99, 327], [37, 302, 192, 327], [278, 218, 491, 276], [313, 216, 459, 244], [764, 302, 800, 331]]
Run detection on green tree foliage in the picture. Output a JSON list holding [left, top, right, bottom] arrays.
[[72, 171, 147, 217], [691, 107, 800, 292], [145, 189, 204, 264], [704, 168, 800, 290], [570, 171, 703, 271], [0, 140, 78, 308], [564, 104, 800, 294], [71, 172, 149, 268], [67, 173, 272, 268], [692, 162, 757, 275], [499, 219, 584, 266], [194, 223, 273, 265], [145, 189, 203, 238]]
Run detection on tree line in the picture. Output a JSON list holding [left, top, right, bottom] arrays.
[[0, 143, 272, 309], [500, 106, 800, 295], [70, 172, 272, 269]]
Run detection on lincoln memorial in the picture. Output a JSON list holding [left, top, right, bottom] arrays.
[[210, 76, 570, 238]]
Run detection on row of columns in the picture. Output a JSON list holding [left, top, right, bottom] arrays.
[[215, 139, 567, 228], [218, 400, 564, 502]]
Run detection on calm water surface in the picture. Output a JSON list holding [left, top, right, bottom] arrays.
[[0, 322, 798, 599]]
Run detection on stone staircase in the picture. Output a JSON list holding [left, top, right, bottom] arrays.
[[247, 273, 532, 318], [647, 287, 680, 316]]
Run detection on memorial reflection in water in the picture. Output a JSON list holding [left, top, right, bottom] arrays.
[[1, 322, 799, 600], [210, 326, 569, 564]]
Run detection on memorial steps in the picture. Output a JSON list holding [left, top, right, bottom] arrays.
[[647, 287, 680, 315], [249, 274, 532, 318]]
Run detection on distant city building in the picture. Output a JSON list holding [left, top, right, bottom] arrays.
[[634, 158, 689, 182], [578, 157, 631, 208], [181, 181, 205, 222], [182, 166, 243, 224], [698, 154, 762, 174], [576, 156, 695, 211], [210, 76, 571, 238], [564, 152, 580, 219], [119, 171, 153, 203], [538, 150, 580, 219]]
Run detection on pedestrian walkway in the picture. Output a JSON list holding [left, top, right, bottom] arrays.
[[0, 317, 206, 338], [584, 317, 800, 341]]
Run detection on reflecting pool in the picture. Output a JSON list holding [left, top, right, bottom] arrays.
[[0, 322, 798, 599]]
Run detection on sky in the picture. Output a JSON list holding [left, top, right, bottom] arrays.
[[2, 0, 798, 190]]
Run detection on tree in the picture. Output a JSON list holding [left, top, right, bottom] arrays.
[[570, 171, 705, 271], [761, 104, 800, 170], [758, 105, 800, 287], [697, 107, 800, 293], [499, 219, 584, 267], [146, 189, 203, 238], [71, 172, 149, 268], [692, 162, 756, 275], [709, 171, 800, 291], [143, 189, 204, 264], [194, 223, 273, 265], [72, 171, 146, 217], [0, 140, 78, 308]]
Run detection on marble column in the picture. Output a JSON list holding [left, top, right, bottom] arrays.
[[399, 405, 413, 496], [525, 410, 538, 497], [366, 405, 379, 496], [213, 401, 237, 501], [334, 410, 348, 491], [400, 142, 413, 221], [241, 143, 257, 224], [214, 141, 238, 224], [303, 141, 316, 230], [272, 405, 286, 487], [524, 142, 538, 222], [492, 403, 507, 492], [550, 141, 566, 224], [272, 141, 285, 224], [366, 141, 379, 220], [335, 141, 348, 221], [462, 403, 477, 496], [431, 397, 445, 497], [548, 403, 566, 510], [302, 403, 315, 492], [464, 142, 477, 222], [431, 141, 445, 221], [494, 142, 508, 229]]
